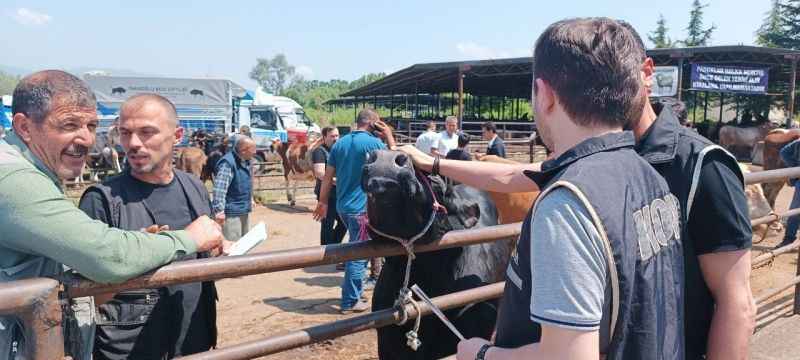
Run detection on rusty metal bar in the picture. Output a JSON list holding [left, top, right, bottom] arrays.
[[756, 300, 793, 329], [753, 240, 800, 268], [0, 278, 64, 360], [178, 282, 505, 360], [68, 223, 521, 297], [751, 208, 800, 227], [756, 297, 793, 319], [743, 167, 800, 185], [755, 275, 800, 306]]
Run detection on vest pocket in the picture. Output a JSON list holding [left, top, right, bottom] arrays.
[[94, 290, 171, 360]]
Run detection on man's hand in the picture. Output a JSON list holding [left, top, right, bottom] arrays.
[[142, 224, 170, 233], [397, 145, 435, 172], [214, 212, 226, 225], [185, 215, 225, 252], [373, 120, 396, 149], [210, 239, 235, 257], [313, 202, 328, 222], [457, 337, 491, 360]]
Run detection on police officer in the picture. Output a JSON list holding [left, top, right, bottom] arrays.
[[627, 30, 755, 358], [400, 18, 684, 359]]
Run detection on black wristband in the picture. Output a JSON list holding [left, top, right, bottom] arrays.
[[476, 343, 492, 360], [432, 155, 441, 176]]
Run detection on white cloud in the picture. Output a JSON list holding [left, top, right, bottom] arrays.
[[455, 42, 530, 60], [11, 8, 52, 26], [295, 65, 314, 79]]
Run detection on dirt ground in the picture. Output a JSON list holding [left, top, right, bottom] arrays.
[[205, 180, 800, 359]]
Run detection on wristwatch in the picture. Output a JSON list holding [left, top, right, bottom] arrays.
[[476, 343, 493, 360]]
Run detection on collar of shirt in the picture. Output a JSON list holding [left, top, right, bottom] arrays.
[[488, 134, 498, 147], [2, 131, 62, 188], [634, 106, 682, 165]]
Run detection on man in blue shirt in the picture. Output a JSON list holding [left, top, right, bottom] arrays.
[[778, 138, 800, 249], [313, 109, 395, 312]]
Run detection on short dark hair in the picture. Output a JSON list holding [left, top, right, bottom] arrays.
[[533, 18, 646, 128], [356, 108, 380, 127], [457, 132, 471, 148], [321, 125, 337, 137], [12, 70, 96, 124], [482, 121, 497, 133]]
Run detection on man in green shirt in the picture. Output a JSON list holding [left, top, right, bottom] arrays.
[[0, 70, 226, 359]]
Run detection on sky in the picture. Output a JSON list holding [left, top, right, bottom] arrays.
[[0, 0, 772, 89]]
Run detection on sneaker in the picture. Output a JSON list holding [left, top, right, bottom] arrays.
[[340, 300, 370, 314], [363, 277, 378, 290]]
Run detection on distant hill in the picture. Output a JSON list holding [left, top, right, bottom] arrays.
[[0, 64, 157, 78]]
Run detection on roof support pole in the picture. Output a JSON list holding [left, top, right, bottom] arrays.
[[677, 57, 685, 101], [458, 67, 465, 128], [788, 57, 798, 128], [719, 92, 725, 124], [703, 92, 709, 123]]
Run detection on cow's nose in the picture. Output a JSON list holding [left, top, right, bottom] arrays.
[[366, 177, 397, 194]]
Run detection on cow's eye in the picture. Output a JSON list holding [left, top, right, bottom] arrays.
[[366, 151, 378, 164], [394, 153, 408, 167]]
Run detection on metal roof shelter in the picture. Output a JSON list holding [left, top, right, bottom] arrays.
[[332, 45, 800, 126]]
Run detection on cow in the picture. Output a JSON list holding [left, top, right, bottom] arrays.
[[718, 122, 777, 160], [175, 146, 207, 179], [271, 135, 322, 206], [363, 150, 516, 360], [739, 163, 777, 242], [477, 155, 540, 224], [762, 129, 800, 207]]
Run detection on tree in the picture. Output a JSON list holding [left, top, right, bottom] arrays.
[[248, 54, 296, 95], [682, 0, 716, 47], [648, 14, 673, 48], [757, 0, 784, 47], [0, 71, 19, 96], [776, 0, 800, 49]]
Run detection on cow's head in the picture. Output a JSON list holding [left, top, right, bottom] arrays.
[[362, 150, 480, 245]]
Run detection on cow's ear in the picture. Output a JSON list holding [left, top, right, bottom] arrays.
[[452, 199, 480, 229]]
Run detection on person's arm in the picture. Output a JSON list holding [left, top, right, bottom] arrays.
[[311, 147, 327, 181], [457, 188, 606, 359], [313, 166, 336, 221], [398, 144, 540, 193], [0, 168, 199, 284], [689, 153, 755, 360], [373, 120, 396, 149], [212, 162, 234, 219]]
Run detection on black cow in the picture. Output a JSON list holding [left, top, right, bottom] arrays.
[[363, 150, 513, 360]]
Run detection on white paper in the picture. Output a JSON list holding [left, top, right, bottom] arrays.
[[228, 222, 267, 256]]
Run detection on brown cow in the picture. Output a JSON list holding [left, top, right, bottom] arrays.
[[740, 163, 780, 242], [478, 155, 540, 224], [762, 129, 800, 207], [175, 146, 207, 179], [718, 122, 777, 160], [271, 135, 322, 206]]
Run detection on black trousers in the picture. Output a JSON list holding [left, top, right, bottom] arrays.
[[319, 193, 347, 246]]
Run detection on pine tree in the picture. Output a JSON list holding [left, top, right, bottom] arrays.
[[757, 0, 784, 47], [776, 0, 800, 49], [648, 14, 673, 48], [682, 0, 716, 47]]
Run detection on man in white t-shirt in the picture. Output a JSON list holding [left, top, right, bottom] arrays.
[[433, 115, 459, 157], [414, 120, 440, 155]]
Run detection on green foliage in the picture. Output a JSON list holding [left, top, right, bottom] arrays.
[[682, 0, 715, 47], [648, 14, 674, 48], [0, 71, 19, 96], [757, 0, 785, 47], [248, 54, 297, 95], [281, 72, 387, 125]]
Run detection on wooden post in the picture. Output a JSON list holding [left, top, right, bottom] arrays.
[[677, 57, 686, 101], [703, 92, 709, 122], [788, 56, 798, 128], [458, 67, 465, 128], [719, 92, 725, 124]]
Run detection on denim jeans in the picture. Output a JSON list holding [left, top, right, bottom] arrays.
[[340, 212, 369, 309], [785, 183, 800, 243]]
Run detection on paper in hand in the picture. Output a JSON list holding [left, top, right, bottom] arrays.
[[227, 222, 267, 256]]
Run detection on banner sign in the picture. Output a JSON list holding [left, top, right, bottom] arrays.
[[690, 64, 769, 94], [652, 66, 679, 97], [85, 75, 246, 107]]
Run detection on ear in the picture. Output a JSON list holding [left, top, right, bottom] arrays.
[[534, 78, 556, 115], [641, 58, 655, 96], [174, 126, 185, 145], [12, 113, 34, 142], [454, 200, 480, 229]]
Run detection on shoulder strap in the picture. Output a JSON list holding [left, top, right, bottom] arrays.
[[82, 183, 120, 228], [686, 145, 738, 217]]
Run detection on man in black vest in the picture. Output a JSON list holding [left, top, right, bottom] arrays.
[[401, 18, 684, 359], [213, 135, 257, 241], [312, 125, 346, 246], [626, 28, 755, 359], [79, 94, 223, 359]]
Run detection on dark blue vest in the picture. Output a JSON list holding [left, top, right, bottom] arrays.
[[216, 151, 252, 216], [636, 107, 745, 359], [494, 131, 684, 360]]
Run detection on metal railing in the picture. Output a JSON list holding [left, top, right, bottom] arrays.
[[5, 167, 800, 359]]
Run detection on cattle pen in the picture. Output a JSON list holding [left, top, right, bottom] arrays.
[[5, 166, 800, 359]]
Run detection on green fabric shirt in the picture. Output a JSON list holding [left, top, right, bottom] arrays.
[[0, 132, 197, 284]]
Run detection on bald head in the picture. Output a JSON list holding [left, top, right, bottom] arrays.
[[356, 108, 380, 129], [12, 70, 96, 124], [120, 93, 178, 128]]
